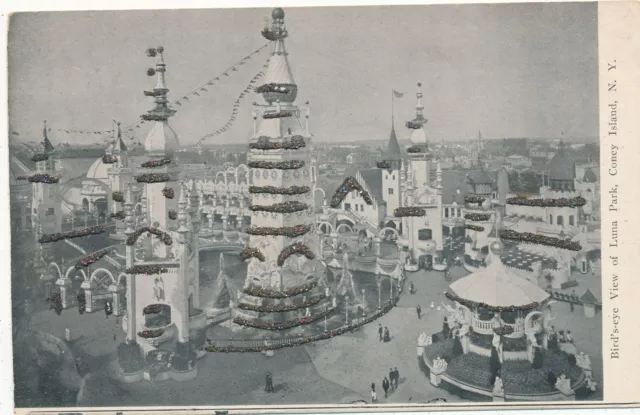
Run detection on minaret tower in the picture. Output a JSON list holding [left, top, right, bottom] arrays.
[[406, 82, 432, 189], [138, 46, 180, 257], [235, 8, 332, 329], [32, 121, 62, 243]]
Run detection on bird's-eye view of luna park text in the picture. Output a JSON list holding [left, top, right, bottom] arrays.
[[8, 3, 604, 409]]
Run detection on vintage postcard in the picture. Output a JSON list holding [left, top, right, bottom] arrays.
[[3, 0, 640, 413]]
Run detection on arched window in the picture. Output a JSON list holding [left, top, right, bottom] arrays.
[[418, 229, 432, 241], [557, 216, 564, 226], [549, 214, 553, 225], [569, 215, 575, 226]]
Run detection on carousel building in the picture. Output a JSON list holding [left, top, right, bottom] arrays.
[[419, 239, 590, 401]]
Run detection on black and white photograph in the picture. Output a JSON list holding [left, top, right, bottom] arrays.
[[9, 1, 634, 410]]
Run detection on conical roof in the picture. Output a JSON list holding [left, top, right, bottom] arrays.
[[448, 241, 549, 307], [386, 123, 402, 160], [580, 288, 598, 304], [548, 140, 575, 181]]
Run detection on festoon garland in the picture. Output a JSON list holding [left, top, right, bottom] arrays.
[[249, 201, 309, 214], [243, 282, 317, 299], [330, 177, 373, 208], [249, 185, 310, 195], [233, 307, 335, 331], [445, 291, 541, 312], [277, 242, 315, 266], [39, 225, 107, 244], [249, 135, 306, 151], [499, 229, 582, 251], [239, 247, 266, 262], [126, 226, 173, 246], [245, 224, 312, 238], [394, 207, 426, 217]]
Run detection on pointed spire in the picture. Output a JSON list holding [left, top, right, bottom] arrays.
[[41, 120, 55, 153], [386, 120, 402, 161], [142, 46, 176, 122], [111, 121, 127, 153], [261, 8, 297, 104]]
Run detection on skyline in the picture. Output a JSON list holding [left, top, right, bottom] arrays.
[[8, 3, 598, 146]]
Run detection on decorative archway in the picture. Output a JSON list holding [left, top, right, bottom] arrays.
[[336, 223, 354, 234], [84, 268, 117, 312], [317, 221, 333, 234], [48, 262, 63, 280]]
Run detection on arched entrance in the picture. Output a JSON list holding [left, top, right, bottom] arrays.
[[336, 223, 354, 234], [419, 254, 433, 270], [86, 268, 116, 312]]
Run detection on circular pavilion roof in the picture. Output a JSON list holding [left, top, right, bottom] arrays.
[[448, 242, 549, 308]]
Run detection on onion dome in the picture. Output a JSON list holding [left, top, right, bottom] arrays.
[[548, 140, 575, 181]]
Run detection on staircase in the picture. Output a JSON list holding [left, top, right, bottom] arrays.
[[341, 209, 379, 236]]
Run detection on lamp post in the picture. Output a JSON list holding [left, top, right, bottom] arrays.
[[361, 288, 366, 317], [390, 276, 394, 299]]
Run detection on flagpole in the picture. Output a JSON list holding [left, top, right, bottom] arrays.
[[391, 89, 394, 125]]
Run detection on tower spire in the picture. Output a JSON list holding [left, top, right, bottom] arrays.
[[41, 120, 54, 153], [261, 8, 297, 104], [414, 82, 425, 123], [142, 46, 176, 123]]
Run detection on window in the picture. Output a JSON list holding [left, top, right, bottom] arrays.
[[355, 204, 359, 211], [392, 175, 395, 180], [418, 229, 432, 241], [569, 215, 575, 226], [444, 207, 449, 218], [361, 204, 364, 211], [557, 216, 564, 226], [388, 188, 394, 195], [46, 208, 55, 216], [385, 175, 388, 180], [344, 203, 351, 211], [549, 214, 553, 225]]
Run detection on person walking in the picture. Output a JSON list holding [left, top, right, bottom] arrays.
[[409, 281, 415, 294], [378, 324, 383, 342], [393, 367, 400, 389], [389, 368, 395, 391], [382, 376, 390, 398], [416, 304, 422, 319], [384, 327, 390, 342], [265, 371, 274, 393], [370, 383, 377, 403]]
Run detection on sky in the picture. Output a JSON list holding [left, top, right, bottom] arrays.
[[8, 3, 599, 147]]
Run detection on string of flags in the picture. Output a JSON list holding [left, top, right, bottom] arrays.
[[11, 43, 270, 145], [196, 64, 269, 146], [174, 43, 269, 109]]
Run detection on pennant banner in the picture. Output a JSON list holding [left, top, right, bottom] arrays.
[[196, 69, 265, 146]]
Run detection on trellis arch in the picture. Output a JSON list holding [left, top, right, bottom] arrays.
[[48, 262, 63, 280], [116, 272, 128, 286], [314, 187, 326, 199], [65, 265, 88, 281], [89, 268, 116, 291], [336, 223, 354, 234]]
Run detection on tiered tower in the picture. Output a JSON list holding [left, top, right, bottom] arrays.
[[121, 48, 201, 367], [234, 8, 332, 329], [139, 46, 181, 256]]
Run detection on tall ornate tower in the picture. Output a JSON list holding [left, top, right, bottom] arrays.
[[138, 46, 181, 257], [234, 8, 332, 329], [32, 121, 62, 246], [406, 82, 432, 189], [107, 121, 133, 236]]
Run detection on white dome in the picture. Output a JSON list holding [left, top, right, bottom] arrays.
[[144, 121, 179, 155], [410, 127, 427, 145], [86, 157, 109, 182]]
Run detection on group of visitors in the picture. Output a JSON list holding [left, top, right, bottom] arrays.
[[548, 326, 573, 349], [265, 371, 275, 393], [378, 324, 391, 342], [370, 367, 401, 402]]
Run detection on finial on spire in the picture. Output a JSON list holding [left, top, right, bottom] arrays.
[[43, 120, 47, 138], [141, 46, 176, 122]]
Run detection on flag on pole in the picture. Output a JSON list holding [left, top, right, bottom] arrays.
[[393, 90, 404, 98]]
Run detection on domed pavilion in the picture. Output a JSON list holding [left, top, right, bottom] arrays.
[[418, 240, 588, 401]]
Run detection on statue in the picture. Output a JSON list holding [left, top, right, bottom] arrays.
[[493, 376, 504, 396], [554, 374, 573, 396], [417, 332, 432, 347], [432, 356, 448, 374]]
